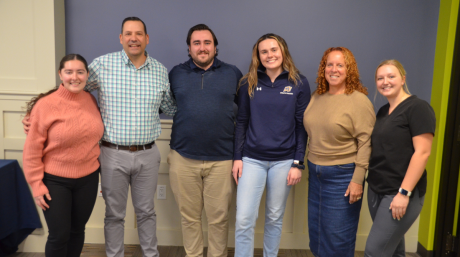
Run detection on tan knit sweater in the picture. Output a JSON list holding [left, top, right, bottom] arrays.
[[303, 90, 375, 184], [23, 85, 104, 197]]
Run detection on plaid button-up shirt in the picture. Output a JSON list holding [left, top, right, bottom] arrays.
[[86, 50, 176, 145]]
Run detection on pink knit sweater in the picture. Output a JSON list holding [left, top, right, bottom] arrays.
[[23, 85, 104, 197]]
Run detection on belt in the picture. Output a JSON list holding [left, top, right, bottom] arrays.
[[101, 140, 155, 152]]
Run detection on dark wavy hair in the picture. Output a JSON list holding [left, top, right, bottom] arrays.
[[315, 47, 368, 95], [25, 54, 89, 115]]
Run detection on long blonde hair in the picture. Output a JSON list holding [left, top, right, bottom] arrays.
[[239, 33, 301, 98]]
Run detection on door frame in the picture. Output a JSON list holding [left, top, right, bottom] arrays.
[[434, 4, 460, 256]]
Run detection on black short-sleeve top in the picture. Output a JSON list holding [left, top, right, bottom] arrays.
[[367, 95, 436, 197]]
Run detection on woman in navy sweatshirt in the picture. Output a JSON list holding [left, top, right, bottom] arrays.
[[232, 33, 311, 257]]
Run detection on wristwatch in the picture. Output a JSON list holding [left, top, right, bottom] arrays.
[[398, 187, 412, 197], [291, 160, 305, 170]]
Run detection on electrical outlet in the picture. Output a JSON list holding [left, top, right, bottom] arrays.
[[98, 183, 102, 197], [157, 185, 166, 200]]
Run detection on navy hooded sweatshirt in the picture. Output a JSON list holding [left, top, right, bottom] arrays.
[[169, 58, 242, 161], [234, 69, 310, 161]]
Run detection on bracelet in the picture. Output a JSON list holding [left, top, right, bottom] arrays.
[[291, 163, 305, 170]]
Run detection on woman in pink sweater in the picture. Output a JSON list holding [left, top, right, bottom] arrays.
[[23, 54, 104, 257]]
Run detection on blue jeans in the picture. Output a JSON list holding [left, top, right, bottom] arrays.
[[235, 157, 293, 257], [308, 160, 362, 257]]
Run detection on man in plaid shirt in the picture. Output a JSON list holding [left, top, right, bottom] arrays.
[[23, 16, 174, 257], [84, 17, 176, 257]]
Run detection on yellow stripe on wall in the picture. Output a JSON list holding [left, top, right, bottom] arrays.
[[418, 0, 459, 251]]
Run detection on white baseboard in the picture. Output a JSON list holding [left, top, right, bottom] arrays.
[[18, 227, 419, 252]]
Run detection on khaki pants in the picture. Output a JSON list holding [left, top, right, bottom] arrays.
[[168, 150, 234, 257]]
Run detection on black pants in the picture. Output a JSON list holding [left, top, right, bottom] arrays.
[[42, 168, 99, 257]]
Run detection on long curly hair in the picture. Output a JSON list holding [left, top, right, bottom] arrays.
[[25, 54, 89, 115], [239, 33, 301, 98], [315, 47, 368, 95]]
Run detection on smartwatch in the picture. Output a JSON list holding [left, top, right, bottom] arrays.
[[398, 187, 412, 197]]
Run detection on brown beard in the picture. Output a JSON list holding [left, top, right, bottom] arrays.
[[192, 51, 215, 69]]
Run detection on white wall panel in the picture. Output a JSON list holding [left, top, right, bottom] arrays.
[[0, 0, 64, 95]]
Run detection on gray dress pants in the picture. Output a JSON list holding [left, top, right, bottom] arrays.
[[364, 187, 424, 257], [100, 145, 160, 257]]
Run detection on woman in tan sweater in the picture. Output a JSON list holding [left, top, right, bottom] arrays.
[[303, 47, 375, 256], [23, 54, 104, 257]]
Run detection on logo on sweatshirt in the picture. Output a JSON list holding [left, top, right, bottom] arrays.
[[280, 86, 293, 95], [256, 87, 262, 91]]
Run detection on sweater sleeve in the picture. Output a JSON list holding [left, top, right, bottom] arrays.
[[22, 100, 54, 197], [351, 93, 376, 184], [294, 77, 311, 161], [234, 82, 250, 160]]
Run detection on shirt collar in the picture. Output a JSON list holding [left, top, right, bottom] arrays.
[[121, 49, 151, 70]]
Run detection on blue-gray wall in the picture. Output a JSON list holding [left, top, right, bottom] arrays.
[[65, 0, 440, 112]]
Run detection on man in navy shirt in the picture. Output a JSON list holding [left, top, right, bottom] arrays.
[[167, 24, 242, 257]]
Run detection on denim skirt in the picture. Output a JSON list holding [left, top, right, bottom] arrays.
[[308, 160, 362, 257]]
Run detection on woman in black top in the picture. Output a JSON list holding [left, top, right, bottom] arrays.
[[365, 60, 435, 256]]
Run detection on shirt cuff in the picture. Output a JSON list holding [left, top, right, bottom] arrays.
[[351, 166, 366, 185], [234, 152, 243, 160], [294, 153, 305, 162]]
